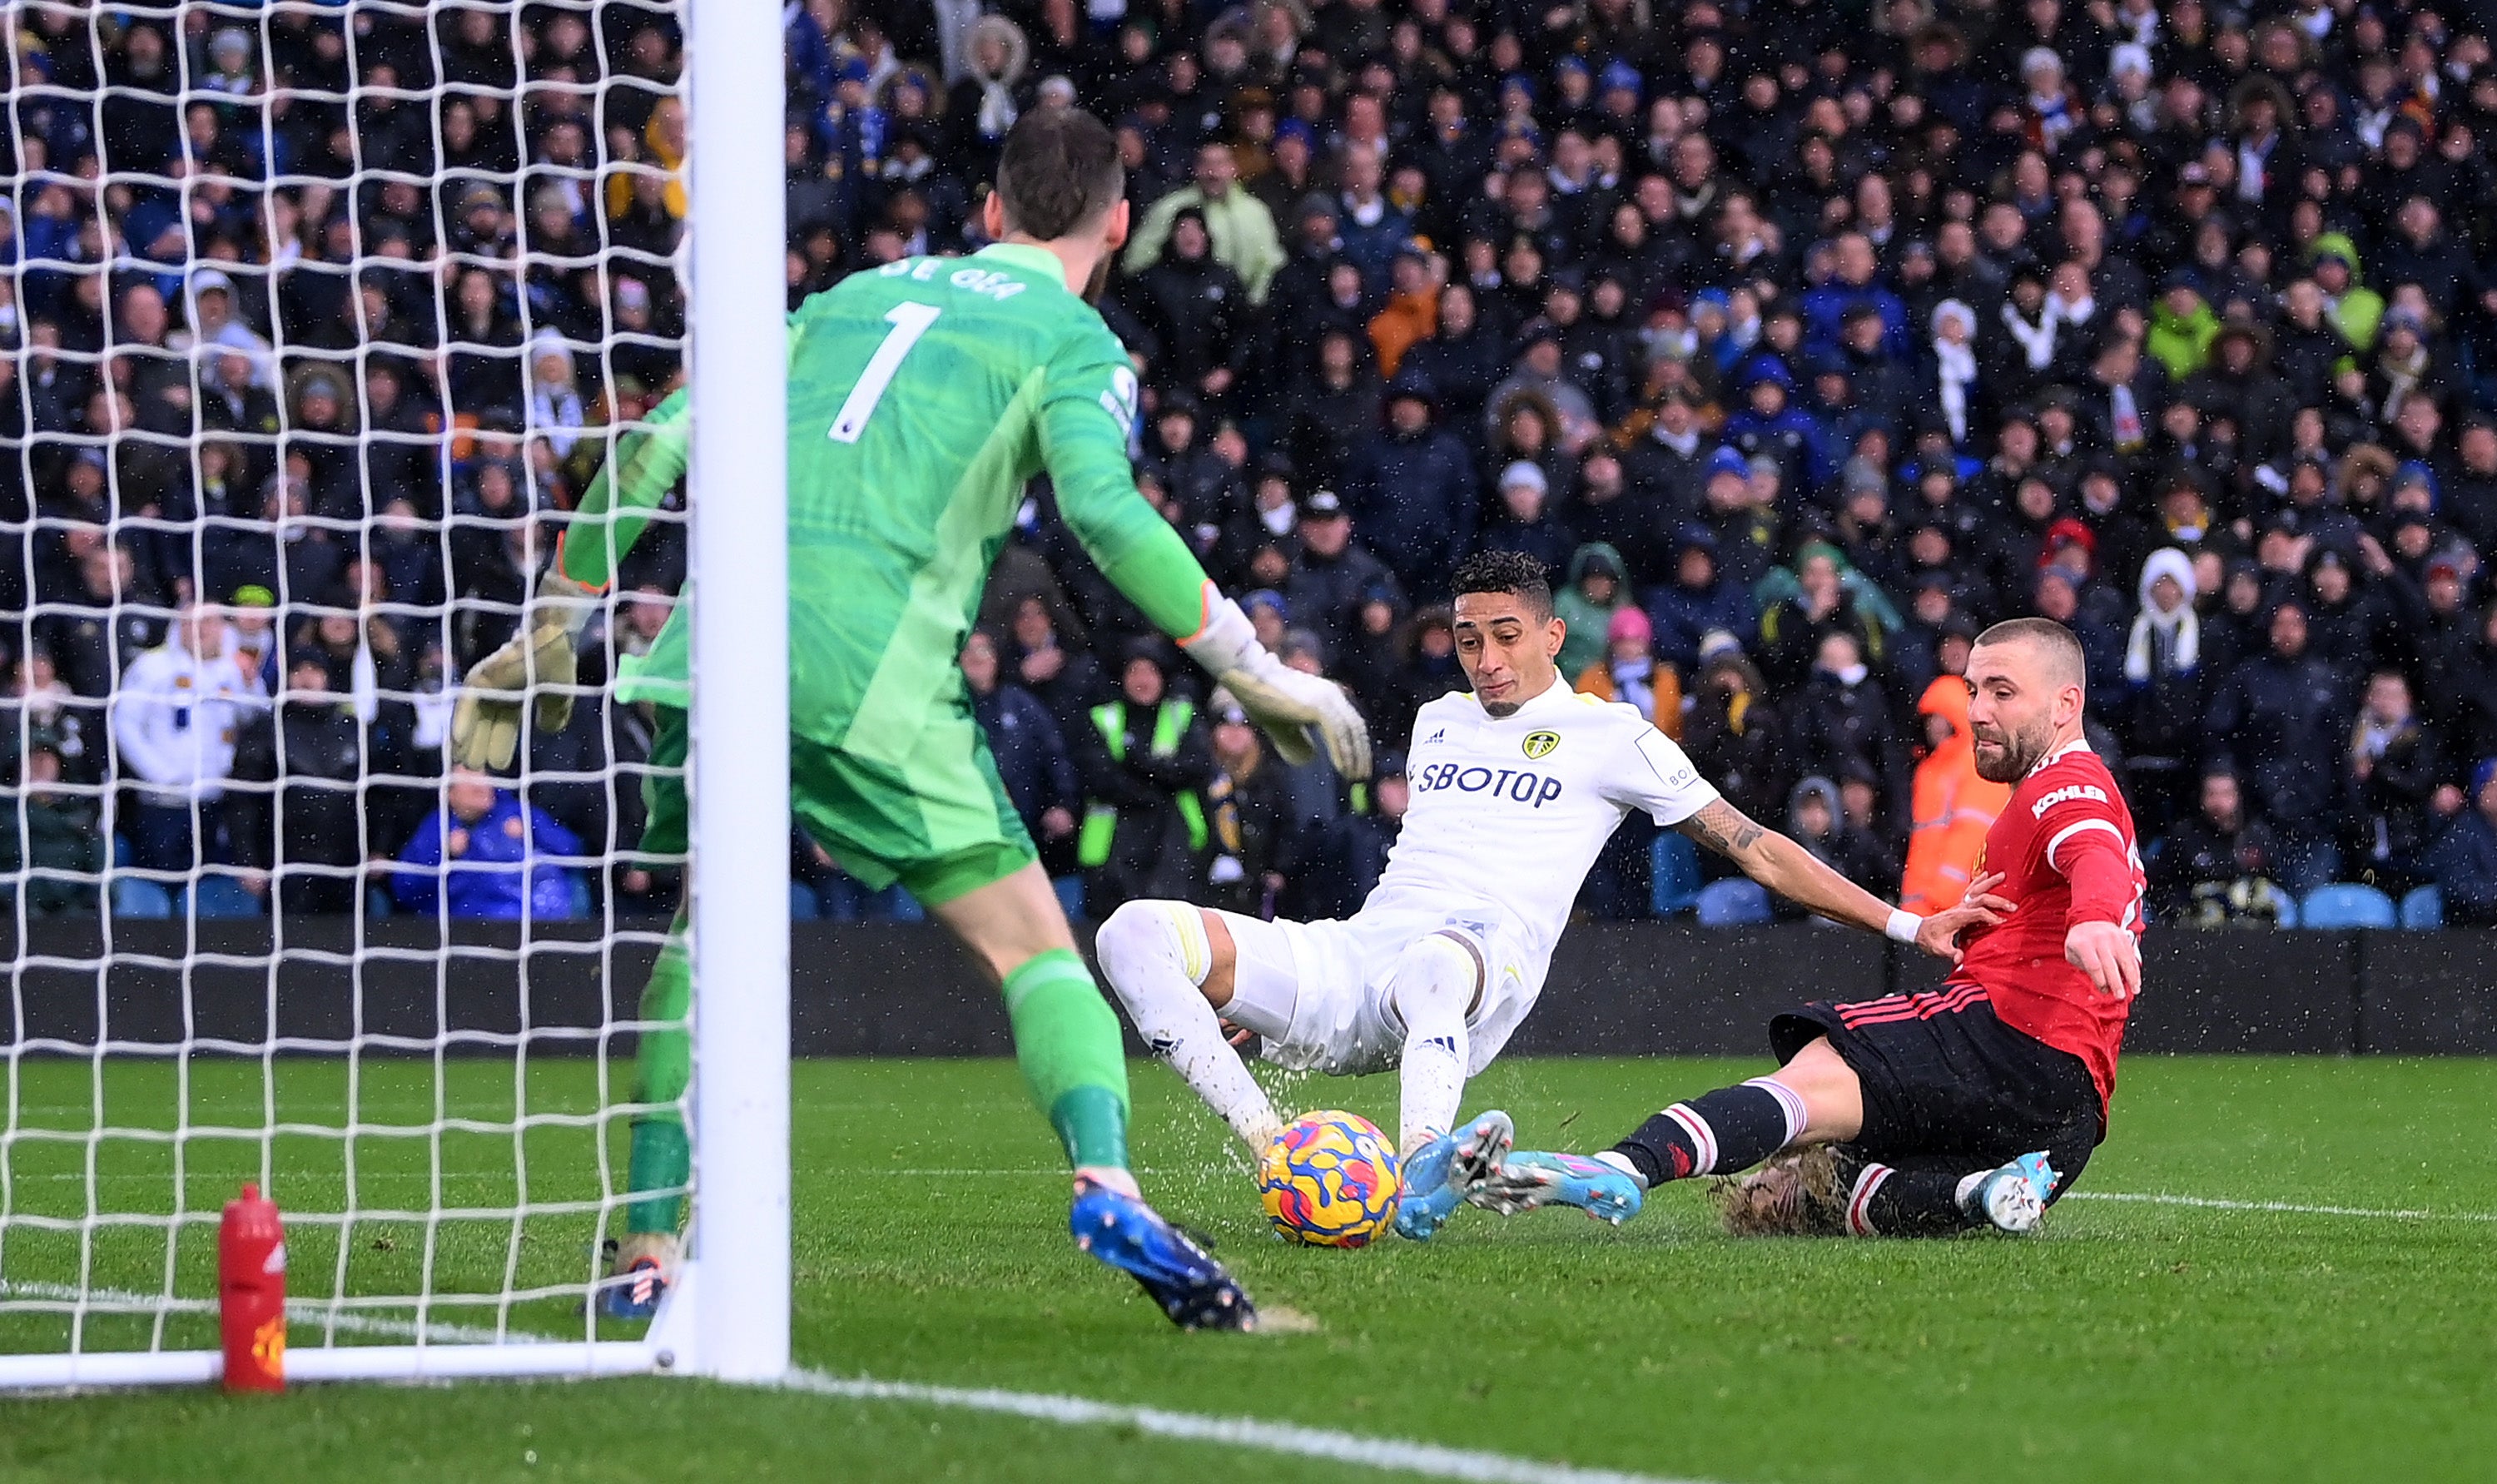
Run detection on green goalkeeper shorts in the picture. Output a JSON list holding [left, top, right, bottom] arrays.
[[639, 703, 1036, 906]]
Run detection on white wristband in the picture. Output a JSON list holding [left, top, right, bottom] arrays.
[[1884, 909, 1924, 944]]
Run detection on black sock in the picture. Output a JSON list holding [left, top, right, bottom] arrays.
[[1611, 1079, 1808, 1185], [1843, 1160, 1987, 1238]]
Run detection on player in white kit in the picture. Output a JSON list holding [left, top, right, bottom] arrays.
[[1097, 552, 1978, 1239]]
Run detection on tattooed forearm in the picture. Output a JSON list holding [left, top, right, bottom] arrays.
[[1677, 800, 1766, 860]]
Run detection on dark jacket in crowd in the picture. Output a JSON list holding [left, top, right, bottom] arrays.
[[2204, 647, 2351, 833]]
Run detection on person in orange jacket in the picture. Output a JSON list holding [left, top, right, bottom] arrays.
[[1899, 672, 2012, 913]]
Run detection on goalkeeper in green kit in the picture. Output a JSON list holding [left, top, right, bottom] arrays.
[[449, 109, 1366, 1332]]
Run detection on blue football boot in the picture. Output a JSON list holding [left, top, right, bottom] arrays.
[[1478, 1151, 1646, 1224], [1070, 1179, 1256, 1331], [1963, 1150, 2059, 1234], [1390, 1122, 1472, 1242]]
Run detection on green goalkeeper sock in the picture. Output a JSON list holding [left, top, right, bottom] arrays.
[[626, 927, 693, 1235], [1001, 949, 1131, 1171]]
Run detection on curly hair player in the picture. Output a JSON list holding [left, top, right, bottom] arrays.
[[1458, 618, 2144, 1238], [1095, 550, 1992, 1239]]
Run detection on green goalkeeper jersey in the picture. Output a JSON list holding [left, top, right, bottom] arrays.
[[561, 242, 1212, 758]]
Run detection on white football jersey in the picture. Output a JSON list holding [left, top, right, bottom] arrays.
[[1357, 675, 1719, 1061]]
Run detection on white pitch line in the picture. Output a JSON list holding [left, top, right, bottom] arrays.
[[781, 1371, 1704, 1484], [0, 1286, 1715, 1484], [2069, 1191, 2497, 1222]]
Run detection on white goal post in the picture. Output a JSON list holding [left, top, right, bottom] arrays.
[[0, 0, 787, 1388]]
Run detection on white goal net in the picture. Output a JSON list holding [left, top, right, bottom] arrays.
[[0, 0, 788, 1385]]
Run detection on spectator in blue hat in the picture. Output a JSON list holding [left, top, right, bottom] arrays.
[[1721, 355, 1832, 495], [1645, 524, 1758, 672]]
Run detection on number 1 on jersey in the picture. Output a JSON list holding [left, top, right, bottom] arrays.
[[828, 301, 942, 443]]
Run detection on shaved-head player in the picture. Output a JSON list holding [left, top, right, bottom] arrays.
[[1460, 618, 2146, 1238]]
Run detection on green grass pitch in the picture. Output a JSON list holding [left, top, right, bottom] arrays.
[[3, 1055, 2495, 1482]]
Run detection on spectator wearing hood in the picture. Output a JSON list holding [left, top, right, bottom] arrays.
[[1799, 233, 1912, 362], [1682, 646, 1791, 825], [2122, 548, 2207, 824], [1123, 209, 1253, 412], [1571, 606, 1680, 732], [1757, 540, 1891, 698], [1720, 355, 1830, 496], [2300, 544, 2396, 687], [1477, 461, 1578, 577], [1927, 299, 1986, 450], [1780, 774, 1900, 915], [1340, 372, 1476, 597], [945, 16, 1029, 183], [1619, 385, 1715, 524], [2306, 233, 2384, 355], [1391, 606, 1467, 724], [1555, 543, 1631, 679], [1367, 247, 1442, 379], [524, 330, 586, 459], [2031, 565, 2128, 703], [2365, 306, 2454, 436], [1333, 582, 1412, 738], [1644, 522, 1757, 672], [2146, 272, 2220, 381], [1900, 671, 2013, 915], [1566, 447, 1666, 587], [0, 744, 104, 915]]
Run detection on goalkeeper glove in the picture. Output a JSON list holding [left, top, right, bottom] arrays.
[[449, 568, 602, 771], [1180, 593, 1372, 779]]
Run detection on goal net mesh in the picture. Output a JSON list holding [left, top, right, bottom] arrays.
[[2, 0, 693, 1358]]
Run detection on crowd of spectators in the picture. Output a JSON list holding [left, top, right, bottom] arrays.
[[6, 0, 2497, 928]]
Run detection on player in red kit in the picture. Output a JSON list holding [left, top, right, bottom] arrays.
[[1454, 618, 2144, 1238]]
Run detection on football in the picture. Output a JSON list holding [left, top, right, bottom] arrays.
[[1256, 1110, 1401, 1247]]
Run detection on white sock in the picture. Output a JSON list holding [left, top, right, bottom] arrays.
[[1593, 1149, 1647, 1188], [1096, 901, 1282, 1149], [1391, 936, 1476, 1156]]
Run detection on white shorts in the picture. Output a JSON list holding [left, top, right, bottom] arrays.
[[1211, 907, 1536, 1078]]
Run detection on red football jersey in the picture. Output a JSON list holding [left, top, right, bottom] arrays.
[[1949, 741, 2145, 1109]]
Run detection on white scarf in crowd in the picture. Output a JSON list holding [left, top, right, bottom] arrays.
[[1933, 300, 1978, 444], [2126, 548, 2201, 682], [2002, 301, 2058, 370]]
